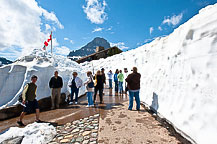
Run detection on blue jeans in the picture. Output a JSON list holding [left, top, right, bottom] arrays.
[[109, 79, 112, 88], [71, 87, 79, 102], [86, 92, 94, 106], [115, 81, 118, 92], [128, 90, 140, 110], [119, 82, 123, 93]]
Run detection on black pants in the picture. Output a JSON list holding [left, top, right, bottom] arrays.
[[94, 87, 103, 102]]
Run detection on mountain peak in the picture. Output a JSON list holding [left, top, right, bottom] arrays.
[[68, 37, 111, 59], [0, 57, 13, 66]]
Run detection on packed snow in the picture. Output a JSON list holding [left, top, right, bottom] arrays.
[[0, 49, 87, 109], [0, 123, 56, 144], [82, 3, 217, 144], [0, 3, 217, 144]]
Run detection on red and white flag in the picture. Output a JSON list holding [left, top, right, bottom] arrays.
[[42, 33, 52, 50]]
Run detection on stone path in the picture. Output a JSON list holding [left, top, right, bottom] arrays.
[[49, 114, 100, 144]]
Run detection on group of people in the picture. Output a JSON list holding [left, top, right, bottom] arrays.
[[17, 67, 141, 126], [110, 69, 125, 94], [67, 68, 107, 106]]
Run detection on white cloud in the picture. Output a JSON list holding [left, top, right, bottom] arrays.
[[158, 26, 163, 31], [54, 46, 71, 56], [41, 9, 64, 29], [64, 37, 74, 44], [110, 42, 129, 50], [83, 0, 107, 24], [92, 27, 104, 33], [64, 38, 69, 41], [149, 27, 154, 35], [162, 13, 183, 26], [45, 24, 51, 31], [47, 38, 71, 56], [0, 47, 22, 60], [0, 0, 64, 59], [106, 26, 112, 31]]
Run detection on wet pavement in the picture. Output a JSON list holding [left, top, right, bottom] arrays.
[[0, 86, 184, 143], [0, 88, 128, 133]]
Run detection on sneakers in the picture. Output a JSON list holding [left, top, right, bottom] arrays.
[[17, 121, 25, 126], [69, 102, 73, 105], [86, 105, 94, 107], [75, 102, 78, 105]]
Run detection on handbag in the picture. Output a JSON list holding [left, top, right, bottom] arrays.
[[88, 76, 94, 88]]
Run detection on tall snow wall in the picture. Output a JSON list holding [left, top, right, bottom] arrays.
[[83, 4, 217, 144]]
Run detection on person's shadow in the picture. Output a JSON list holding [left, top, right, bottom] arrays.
[[150, 92, 159, 113]]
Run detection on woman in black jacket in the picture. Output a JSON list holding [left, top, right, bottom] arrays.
[[93, 70, 104, 104]]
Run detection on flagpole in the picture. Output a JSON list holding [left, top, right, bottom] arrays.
[[51, 31, 53, 55]]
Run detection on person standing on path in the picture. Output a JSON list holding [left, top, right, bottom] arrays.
[[68, 72, 83, 105], [118, 70, 124, 94], [49, 71, 63, 109], [17, 75, 41, 126], [94, 70, 104, 104], [84, 71, 94, 107], [124, 68, 129, 94], [114, 69, 119, 94], [107, 70, 113, 89], [101, 68, 106, 92], [125, 67, 141, 111]]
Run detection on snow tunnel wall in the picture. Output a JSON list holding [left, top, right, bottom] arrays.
[[0, 63, 87, 108], [84, 4, 217, 144], [0, 65, 26, 106]]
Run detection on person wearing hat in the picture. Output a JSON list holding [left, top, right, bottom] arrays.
[[17, 75, 41, 126], [107, 70, 113, 89], [68, 72, 83, 105], [125, 67, 141, 111]]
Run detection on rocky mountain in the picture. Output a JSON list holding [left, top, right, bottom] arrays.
[[68, 37, 111, 59], [0, 57, 13, 66]]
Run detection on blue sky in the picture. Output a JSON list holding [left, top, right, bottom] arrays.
[[0, 0, 217, 60]]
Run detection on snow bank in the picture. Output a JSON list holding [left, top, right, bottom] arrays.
[[0, 123, 56, 144], [0, 50, 87, 109], [82, 3, 217, 144]]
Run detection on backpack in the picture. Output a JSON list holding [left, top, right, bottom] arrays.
[[88, 76, 94, 88], [18, 83, 29, 102]]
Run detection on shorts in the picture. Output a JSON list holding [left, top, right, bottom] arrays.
[[23, 99, 39, 113]]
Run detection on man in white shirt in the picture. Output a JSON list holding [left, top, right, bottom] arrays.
[[107, 70, 113, 89]]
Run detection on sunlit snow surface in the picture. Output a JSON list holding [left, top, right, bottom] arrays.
[[0, 123, 56, 144], [0, 50, 87, 109], [82, 4, 217, 144]]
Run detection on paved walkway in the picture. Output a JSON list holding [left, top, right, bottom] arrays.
[[0, 87, 184, 143], [98, 101, 180, 144]]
